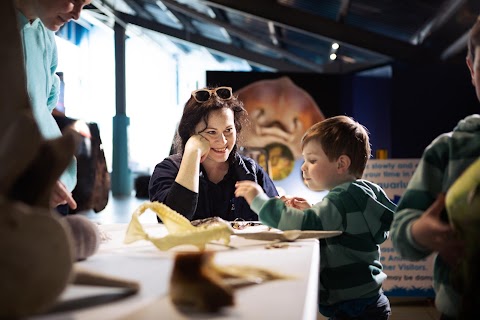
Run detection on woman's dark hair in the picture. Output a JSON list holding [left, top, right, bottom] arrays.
[[174, 88, 248, 162]]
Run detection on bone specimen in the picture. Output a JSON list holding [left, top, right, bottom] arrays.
[[169, 251, 292, 312], [124, 202, 234, 250]]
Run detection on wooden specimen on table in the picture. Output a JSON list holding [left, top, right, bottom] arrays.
[[0, 2, 77, 317], [169, 251, 291, 313], [64, 214, 101, 261], [170, 252, 235, 312]]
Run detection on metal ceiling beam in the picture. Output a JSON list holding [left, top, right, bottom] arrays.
[[123, 0, 156, 20], [153, 0, 198, 33], [159, 0, 324, 72], [441, 31, 469, 61], [116, 12, 314, 72], [416, 0, 480, 57], [203, 0, 434, 62], [411, 0, 466, 45], [336, 0, 351, 23]]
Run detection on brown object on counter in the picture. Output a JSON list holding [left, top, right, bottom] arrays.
[[190, 216, 231, 227], [0, 201, 75, 317], [73, 266, 140, 293], [169, 250, 292, 313], [64, 215, 101, 261], [0, 2, 76, 317], [170, 251, 234, 312]]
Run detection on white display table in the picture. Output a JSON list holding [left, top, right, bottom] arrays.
[[34, 223, 322, 320]]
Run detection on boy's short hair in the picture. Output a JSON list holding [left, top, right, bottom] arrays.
[[468, 16, 480, 62], [301, 115, 371, 178]]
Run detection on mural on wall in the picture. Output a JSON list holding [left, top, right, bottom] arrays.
[[232, 76, 329, 200], [206, 71, 341, 201], [235, 76, 325, 180]]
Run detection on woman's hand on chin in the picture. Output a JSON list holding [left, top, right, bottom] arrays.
[[185, 134, 210, 162]]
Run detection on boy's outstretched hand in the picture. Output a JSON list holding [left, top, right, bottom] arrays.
[[235, 181, 264, 205], [410, 193, 464, 267], [280, 196, 312, 210]]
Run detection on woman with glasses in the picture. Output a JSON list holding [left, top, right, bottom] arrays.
[[149, 86, 278, 221]]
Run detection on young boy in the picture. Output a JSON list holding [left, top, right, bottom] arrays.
[[390, 17, 480, 320], [235, 115, 396, 319]]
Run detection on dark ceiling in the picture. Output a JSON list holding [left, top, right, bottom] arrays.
[[88, 0, 480, 74]]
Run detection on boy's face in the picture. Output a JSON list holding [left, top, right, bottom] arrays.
[[467, 47, 480, 102], [301, 141, 340, 191], [36, 0, 92, 32]]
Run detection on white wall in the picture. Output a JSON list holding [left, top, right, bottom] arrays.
[[56, 21, 251, 175]]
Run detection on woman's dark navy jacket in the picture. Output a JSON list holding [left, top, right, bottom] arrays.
[[149, 152, 278, 221]]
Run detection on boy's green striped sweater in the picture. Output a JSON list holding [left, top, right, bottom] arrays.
[[251, 179, 396, 306]]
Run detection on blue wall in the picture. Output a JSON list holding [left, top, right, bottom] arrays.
[[390, 62, 478, 158], [342, 75, 392, 158]]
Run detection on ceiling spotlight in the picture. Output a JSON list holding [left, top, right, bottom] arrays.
[[330, 53, 337, 60], [331, 42, 339, 50]]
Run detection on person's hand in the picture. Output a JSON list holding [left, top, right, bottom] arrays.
[[50, 180, 77, 210], [184, 134, 210, 163], [235, 181, 264, 205], [410, 193, 464, 267], [280, 196, 311, 209]]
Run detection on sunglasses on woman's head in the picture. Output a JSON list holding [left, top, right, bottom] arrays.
[[191, 87, 233, 103]]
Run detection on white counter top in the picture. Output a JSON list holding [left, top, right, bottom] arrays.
[[34, 223, 320, 320]]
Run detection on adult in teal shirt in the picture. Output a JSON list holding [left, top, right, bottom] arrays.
[[14, 0, 91, 211]]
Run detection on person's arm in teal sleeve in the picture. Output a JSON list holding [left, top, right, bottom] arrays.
[[47, 36, 60, 112], [47, 72, 60, 112], [47, 36, 77, 200]]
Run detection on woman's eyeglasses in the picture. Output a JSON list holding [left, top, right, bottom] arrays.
[[191, 87, 233, 103]]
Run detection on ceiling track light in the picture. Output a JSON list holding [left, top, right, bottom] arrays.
[[329, 42, 339, 60]]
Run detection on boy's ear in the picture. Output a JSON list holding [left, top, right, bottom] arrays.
[[336, 155, 351, 173]]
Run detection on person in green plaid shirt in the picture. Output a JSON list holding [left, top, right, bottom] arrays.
[[390, 17, 480, 320]]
